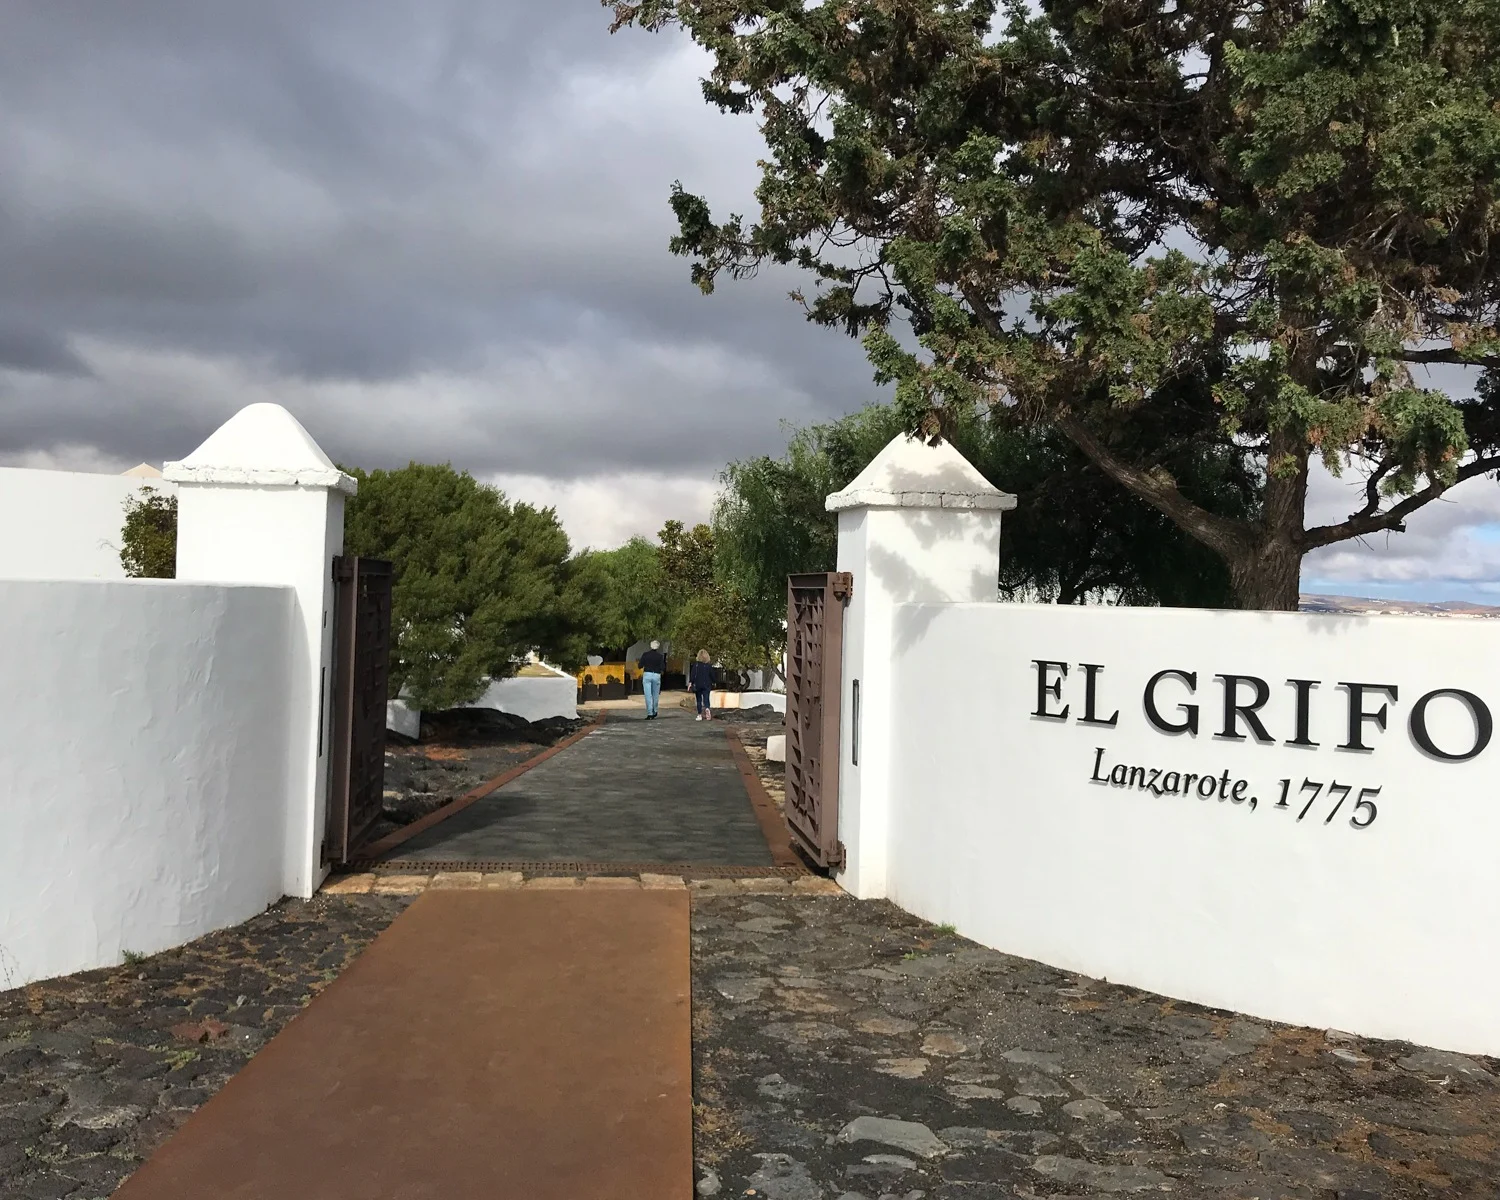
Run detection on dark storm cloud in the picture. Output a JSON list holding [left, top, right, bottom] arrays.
[[0, 324, 92, 377], [0, 0, 878, 479]]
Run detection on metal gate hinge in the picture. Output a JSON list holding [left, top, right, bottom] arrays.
[[831, 573, 853, 603], [829, 840, 847, 870]]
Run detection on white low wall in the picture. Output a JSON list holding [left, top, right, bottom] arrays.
[[0, 467, 175, 580], [387, 698, 421, 740], [711, 690, 786, 713], [881, 602, 1500, 1056], [0, 580, 293, 989], [470, 672, 577, 722], [388, 671, 579, 735]]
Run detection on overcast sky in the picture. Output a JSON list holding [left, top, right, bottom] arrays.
[[2, 2, 1497, 601]]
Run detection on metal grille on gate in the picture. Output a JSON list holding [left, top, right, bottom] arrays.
[[784, 572, 851, 869], [325, 556, 393, 867]]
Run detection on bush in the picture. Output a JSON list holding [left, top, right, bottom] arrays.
[[120, 488, 177, 579]]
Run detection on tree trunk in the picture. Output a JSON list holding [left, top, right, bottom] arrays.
[[1053, 414, 1314, 612], [1227, 538, 1303, 610], [1229, 427, 1310, 611]]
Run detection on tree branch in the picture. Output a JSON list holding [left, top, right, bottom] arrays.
[[960, 283, 1004, 338], [1303, 455, 1500, 549], [1394, 348, 1500, 369], [1056, 414, 1253, 560], [1354, 456, 1397, 520]]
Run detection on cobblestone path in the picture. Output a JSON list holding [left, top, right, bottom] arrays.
[[391, 710, 774, 866], [691, 892, 1500, 1200]]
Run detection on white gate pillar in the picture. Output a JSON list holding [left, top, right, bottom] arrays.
[[827, 435, 1015, 899], [164, 404, 357, 899]]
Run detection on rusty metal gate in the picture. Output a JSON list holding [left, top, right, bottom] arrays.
[[325, 555, 393, 866], [785, 572, 852, 869]]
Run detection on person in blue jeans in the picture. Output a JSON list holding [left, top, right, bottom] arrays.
[[689, 649, 715, 721], [638, 640, 667, 720]]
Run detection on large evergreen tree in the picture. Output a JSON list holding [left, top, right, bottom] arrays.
[[608, 0, 1500, 608], [344, 463, 602, 709]]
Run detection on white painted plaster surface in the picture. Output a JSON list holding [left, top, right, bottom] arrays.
[[387, 699, 421, 740], [165, 402, 356, 493], [0, 580, 292, 988], [883, 601, 1500, 1057], [0, 468, 176, 581], [711, 691, 787, 712], [827, 435, 1017, 512], [167, 404, 353, 899], [388, 667, 580, 736], [834, 453, 1006, 898], [741, 691, 786, 712], [468, 673, 578, 722], [767, 734, 786, 763], [746, 669, 786, 693]]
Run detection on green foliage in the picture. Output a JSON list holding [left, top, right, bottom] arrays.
[[671, 589, 762, 671], [657, 520, 718, 607], [119, 487, 177, 579], [343, 463, 599, 709], [609, 0, 1500, 608], [656, 519, 765, 668], [574, 536, 675, 649], [715, 404, 1255, 619]]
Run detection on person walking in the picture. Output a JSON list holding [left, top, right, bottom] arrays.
[[689, 649, 714, 721], [638, 640, 667, 720]]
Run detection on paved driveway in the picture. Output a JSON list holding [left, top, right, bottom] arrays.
[[392, 710, 774, 866]]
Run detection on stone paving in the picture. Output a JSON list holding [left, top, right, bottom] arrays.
[[690, 893, 1500, 1200], [371, 709, 591, 844], [6, 880, 1498, 1198], [0, 895, 409, 1200], [391, 709, 775, 865]]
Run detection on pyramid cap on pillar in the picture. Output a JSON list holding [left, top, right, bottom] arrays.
[[163, 403, 357, 494], [826, 433, 1017, 512]]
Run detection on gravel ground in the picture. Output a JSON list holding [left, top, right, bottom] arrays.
[[690, 893, 1500, 1200], [0, 896, 409, 1200], [719, 707, 787, 814]]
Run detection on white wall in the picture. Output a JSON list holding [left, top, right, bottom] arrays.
[[836, 504, 1003, 896], [0, 467, 175, 580], [387, 698, 421, 740], [388, 670, 580, 735], [469, 672, 578, 723], [710, 691, 786, 713], [172, 483, 343, 898], [882, 602, 1500, 1056], [0, 580, 293, 989]]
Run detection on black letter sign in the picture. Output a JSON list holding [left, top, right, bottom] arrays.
[[1339, 683, 1398, 751], [1032, 660, 1069, 720], [1217, 674, 1274, 742], [1079, 663, 1119, 727], [1409, 688, 1494, 762], [1285, 679, 1319, 747], [1144, 669, 1199, 735]]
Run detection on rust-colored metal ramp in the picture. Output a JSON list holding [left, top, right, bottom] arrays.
[[115, 890, 692, 1199]]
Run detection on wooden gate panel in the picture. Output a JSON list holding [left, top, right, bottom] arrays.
[[326, 556, 393, 866], [784, 572, 851, 869]]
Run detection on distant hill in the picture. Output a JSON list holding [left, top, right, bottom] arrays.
[[1299, 594, 1500, 618]]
